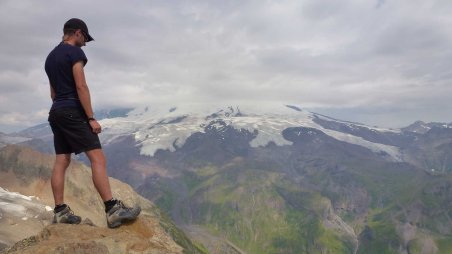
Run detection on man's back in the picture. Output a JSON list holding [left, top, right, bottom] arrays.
[[45, 42, 87, 110]]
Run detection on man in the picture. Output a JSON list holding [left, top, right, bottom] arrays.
[[45, 18, 140, 228]]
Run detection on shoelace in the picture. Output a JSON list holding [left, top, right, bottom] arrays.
[[58, 206, 77, 218], [117, 200, 132, 211], [66, 207, 76, 216]]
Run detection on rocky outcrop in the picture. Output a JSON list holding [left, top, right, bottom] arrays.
[[0, 145, 207, 254], [0, 186, 53, 249], [3, 218, 182, 254], [322, 200, 358, 253]]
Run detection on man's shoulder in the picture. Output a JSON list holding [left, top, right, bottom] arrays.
[[49, 42, 83, 54], [50, 43, 86, 60]]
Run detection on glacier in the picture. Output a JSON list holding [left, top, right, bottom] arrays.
[[99, 104, 402, 161]]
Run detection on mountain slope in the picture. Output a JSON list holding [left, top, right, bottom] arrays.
[[138, 123, 452, 253], [0, 145, 207, 254]]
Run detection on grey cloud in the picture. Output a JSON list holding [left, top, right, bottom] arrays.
[[372, 22, 450, 56], [376, 0, 386, 9], [1, 0, 452, 132]]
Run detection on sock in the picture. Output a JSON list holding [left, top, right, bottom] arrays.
[[104, 198, 118, 213], [54, 204, 67, 213]]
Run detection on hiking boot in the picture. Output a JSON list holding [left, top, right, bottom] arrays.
[[53, 206, 81, 224], [106, 200, 141, 228]]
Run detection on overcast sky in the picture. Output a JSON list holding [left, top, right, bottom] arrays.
[[1, 0, 452, 133]]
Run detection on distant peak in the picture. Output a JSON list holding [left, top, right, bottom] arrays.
[[205, 106, 243, 120], [285, 105, 302, 112], [401, 121, 450, 134], [94, 108, 134, 120]]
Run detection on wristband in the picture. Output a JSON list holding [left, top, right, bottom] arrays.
[[88, 117, 96, 122]]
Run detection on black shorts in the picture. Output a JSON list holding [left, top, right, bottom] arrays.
[[48, 107, 101, 154]]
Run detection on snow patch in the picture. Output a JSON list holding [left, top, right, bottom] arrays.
[[0, 187, 33, 201], [0, 187, 52, 218], [0, 202, 26, 214]]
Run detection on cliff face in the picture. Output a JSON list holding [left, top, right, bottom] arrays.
[[0, 145, 207, 254]]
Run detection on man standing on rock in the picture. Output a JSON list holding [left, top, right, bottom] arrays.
[[45, 18, 140, 228]]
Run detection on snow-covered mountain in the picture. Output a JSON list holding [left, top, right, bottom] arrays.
[[8, 103, 452, 171], [401, 120, 452, 134], [99, 104, 403, 161]]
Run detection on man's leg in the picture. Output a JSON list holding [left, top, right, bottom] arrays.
[[51, 153, 81, 224], [85, 148, 141, 228], [51, 153, 71, 205], [85, 148, 113, 201]]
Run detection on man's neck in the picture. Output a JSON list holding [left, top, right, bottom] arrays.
[[62, 34, 79, 47], [63, 39, 77, 46]]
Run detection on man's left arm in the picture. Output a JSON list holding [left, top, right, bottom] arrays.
[[73, 61, 101, 134], [50, 85, 55, 101]]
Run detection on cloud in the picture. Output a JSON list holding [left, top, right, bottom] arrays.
[[1, 0, 452, 132]]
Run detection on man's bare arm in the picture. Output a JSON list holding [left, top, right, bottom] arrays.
[[73, 61, 101, 133], [50, 85, 55, 101], [73, 61, 94, 118]]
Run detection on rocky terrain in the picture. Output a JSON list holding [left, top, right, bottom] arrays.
[[0, 145, 207, 254]]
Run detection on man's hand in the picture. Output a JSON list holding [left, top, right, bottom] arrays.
[[89, 119, 102, 134]]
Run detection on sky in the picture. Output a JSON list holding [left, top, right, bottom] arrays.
[[1, 0, 452, 133]]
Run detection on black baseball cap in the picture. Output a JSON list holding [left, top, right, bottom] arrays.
[[63, 18, 94, 42]]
